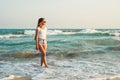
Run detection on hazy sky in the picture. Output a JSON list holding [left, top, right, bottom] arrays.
[[0, 0, 120, 29]]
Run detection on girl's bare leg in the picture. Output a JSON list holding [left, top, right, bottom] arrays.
[[43, 45, 48, 67], [39, 44, 48, 67], [41, 54, 44, 67], [38, 46, 44, 67]]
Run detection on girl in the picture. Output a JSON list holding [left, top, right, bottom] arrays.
[[35, 18, 48, 68]]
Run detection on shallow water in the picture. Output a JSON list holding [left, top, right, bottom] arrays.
[[1, 57, 120, 80], [0, 29, 120, 80]]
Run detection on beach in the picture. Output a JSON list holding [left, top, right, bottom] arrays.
[[0, 29, 120, 80]]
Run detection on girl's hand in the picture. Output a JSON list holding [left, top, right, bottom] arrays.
[[36, 44, 39, 50]]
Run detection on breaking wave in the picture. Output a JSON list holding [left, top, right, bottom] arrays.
[[0, 29, 120, 39], [0, 50, 106, 59], [0, 34, 24, 39], [24, 30, 35, 35], [40, 29, 120, 37], [1, 52, 40, 58]]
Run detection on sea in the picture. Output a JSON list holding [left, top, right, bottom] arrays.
[[0, 28, 120, 80]]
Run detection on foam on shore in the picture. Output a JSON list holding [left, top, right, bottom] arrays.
[[0, 75, 31, 80], [94, 75, 120, 80]]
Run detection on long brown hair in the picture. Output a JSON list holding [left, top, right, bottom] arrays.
[[35, 18, 44, 40], [37, 18, 44, 27]]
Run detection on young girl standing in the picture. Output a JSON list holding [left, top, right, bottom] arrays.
[[35, 18, 48, 68]]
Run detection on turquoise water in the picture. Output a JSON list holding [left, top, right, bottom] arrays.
[[0, 29, 120, 79], [0, 29, 120, 56]]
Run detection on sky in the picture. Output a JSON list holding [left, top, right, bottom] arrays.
[[0, 0, 120, 29]]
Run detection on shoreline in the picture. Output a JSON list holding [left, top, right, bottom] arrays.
[[1, 73, 120, 80], [0, 57, 120, 80]]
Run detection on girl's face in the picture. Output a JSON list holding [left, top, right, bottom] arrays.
[[41, 20, 46, 25]]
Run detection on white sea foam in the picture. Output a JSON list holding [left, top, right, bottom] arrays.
[[80, 29, 110, 34], [0, 75, 31, 80], [23, 29, 120, 37], [1, 58, 120, 80], [47, 30, 63, 35], [0, 34, 23, 39], [0, 30, 35, 39], [48, 30, 78, 35], [80, 29, 120, 37], [32, 59, 120, 80], [24, 30, 35, 35], [94, 75, 120, 80], [63, 32, 77, 34], [110, 32, 120, 37], [0, 29, 120, 39], [81, 29, 101, 33]]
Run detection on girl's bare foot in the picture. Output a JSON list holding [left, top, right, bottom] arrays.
[[45, 65, 48, 68], [40, 65, 44, 68]]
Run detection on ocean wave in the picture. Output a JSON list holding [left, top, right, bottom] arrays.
[[23, 29, 77, 35], [24, 30, 35, 35], [46, 50, 106, 58], [0, 50, 106, 58], [0, 29, 120, 38], [109, 32, 120, 37], [81, 29, 120, 37], [1, 29, 77, 36], [81, 29, 102, 33], [80, 29, 109, 35], [47, 30, 62, 35], [0, 30, 35, 39], [1, 52, 40, 58], [24, 29, 76, 35], [107, 46, 120, 51], [47, 29, 78, 35], [48, 29, 120, 37], [0, 34, 24, 39]]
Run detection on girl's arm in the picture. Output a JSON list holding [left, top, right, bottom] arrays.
[[35, 29, 39, 50]]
